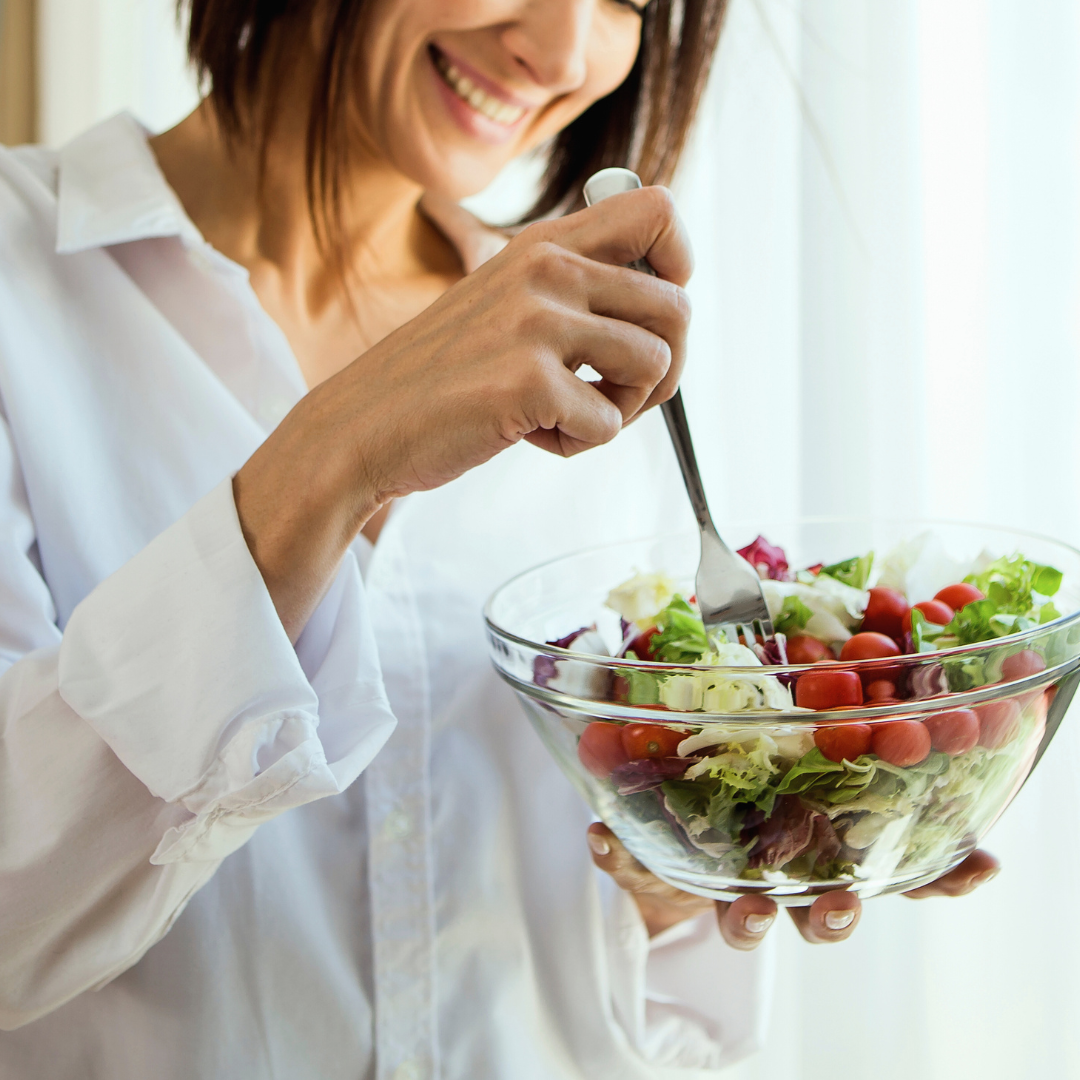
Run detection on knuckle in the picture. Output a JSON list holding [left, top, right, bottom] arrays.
[[522, 241, 574, 287], [642, 184, 677, 223], [519, 219, 557, 246], [514, 303, 553, 343], [650, 336, 673, 380], [671, 284, 692, 328]]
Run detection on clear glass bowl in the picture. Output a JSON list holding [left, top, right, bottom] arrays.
[[484, 520, 1080, 905]]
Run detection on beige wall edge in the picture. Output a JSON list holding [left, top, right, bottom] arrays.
[[0, 0, 37, 146]]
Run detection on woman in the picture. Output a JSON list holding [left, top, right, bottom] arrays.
[[0, 1, 996, 1076]]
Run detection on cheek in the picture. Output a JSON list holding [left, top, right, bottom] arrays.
[[524, 20, 642, 150], [588, 17, 643, 99]]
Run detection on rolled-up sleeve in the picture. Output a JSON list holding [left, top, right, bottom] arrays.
[[0, 469, 397, 1028]]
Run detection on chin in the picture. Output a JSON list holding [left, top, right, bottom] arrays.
[[389, 129, 523, 202]]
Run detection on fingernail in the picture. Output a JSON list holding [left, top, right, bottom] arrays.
[[970, 868, 999, 889], [587, 832, 611, 857], [824, 910, 856, 931], [744, 913, 774, 935]]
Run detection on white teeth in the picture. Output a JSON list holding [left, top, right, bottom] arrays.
[[434, 52, 526, 126]]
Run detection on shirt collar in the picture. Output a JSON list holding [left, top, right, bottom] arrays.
[[56, 112, 204, 254]]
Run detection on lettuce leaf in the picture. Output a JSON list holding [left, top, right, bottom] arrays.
[[820, 552, 874, 590], [775, 746, 949, 813], [775, 594, 813, 635], [940, 554, 1064, 645], [684, 735, 781, 814], [650, 595, 709, 663]]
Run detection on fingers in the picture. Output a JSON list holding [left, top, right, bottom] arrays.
[[903, 850, 1000, 899], [580, 264, 690, 414], [586, 824, 714, 936], [521, 364, 625, 457], [586, 823, 697, 905], [715, 896, 779, 951], [548, 186, 694, 287], [786, 891, 862, 944], [558, 314, 674, 423]]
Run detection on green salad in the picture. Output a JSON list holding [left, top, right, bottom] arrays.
[[561, 534, 1061, 883]]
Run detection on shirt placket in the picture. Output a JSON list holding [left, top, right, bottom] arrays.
[[364, 526, 437, 1080]]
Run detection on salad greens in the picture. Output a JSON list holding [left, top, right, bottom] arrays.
[[926, 555, 1064, 649], [580, 533, 1067, 887], [820, 552, 875, 591], [775, 595, 813, 636], [648, 595, 709, 664]]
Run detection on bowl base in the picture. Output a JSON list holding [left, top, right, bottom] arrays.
[[649, 850, 972, 907]]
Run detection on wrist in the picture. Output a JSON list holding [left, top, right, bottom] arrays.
[[233, 400, 384, 640]]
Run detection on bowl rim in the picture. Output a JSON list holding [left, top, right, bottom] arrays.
[[483, 516, 1080, 674]]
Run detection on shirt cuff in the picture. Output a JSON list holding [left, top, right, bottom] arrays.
[[56, 478, 397, 864], [606, 886, 774, 1073]]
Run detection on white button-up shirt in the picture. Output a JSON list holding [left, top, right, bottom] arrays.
[[0, 113, 770, 1080]]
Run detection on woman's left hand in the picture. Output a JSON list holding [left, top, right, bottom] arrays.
[[586, 822, 1000, 948]]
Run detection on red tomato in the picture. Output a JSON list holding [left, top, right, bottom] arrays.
[[577, 722, 630, 778], [934, 582, 985, 611], [815, 722, 872, 763], [861, 587, 910, 639], [872, 720, 931, 766], [975, 699, 1022, 749], [795, 669, 864, 710], [786, 635, 831, 665], [621, 723, 684, 761], [923, 709, 979, 756], [1000, 649, 1047, 682], [866, 679, 898, 702], [901, 600, 954, 633], [627, 626, 659, 660], [840, 632, 902, 662]]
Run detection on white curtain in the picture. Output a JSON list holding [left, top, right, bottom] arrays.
[[34, 2, 1080, 1077]]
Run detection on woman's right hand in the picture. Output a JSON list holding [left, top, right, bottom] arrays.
[[233, 185, 693, 639]]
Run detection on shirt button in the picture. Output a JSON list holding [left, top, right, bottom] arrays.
[[382, 808, 412, 841]]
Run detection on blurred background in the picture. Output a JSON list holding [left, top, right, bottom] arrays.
[[2, 1, 1079, 1077]]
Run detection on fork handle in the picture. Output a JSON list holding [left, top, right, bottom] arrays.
[[659, 391, 718, 539], [582, 170, 720, 543]]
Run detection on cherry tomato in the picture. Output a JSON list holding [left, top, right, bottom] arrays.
[[795, 669, 864, 710], [786, 635, 831, 665], [872, 720, 931, 766], [577, 722, 630, 778], [627, 626, 659, 661], [923, 709, 979, 756], [975, 699, 1022, 749], [861, 587, 910, 639], [815, 722, 872, 763], [934, 582, 985, 611], [621, 723, 684, 761], [901, 599, 954, 633], [866, 679, 898, 702], [1000, 649, 1047, 682], [840, 632, 902, 662]]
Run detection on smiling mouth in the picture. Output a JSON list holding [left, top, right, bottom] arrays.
[[431, 47, 527, 127]]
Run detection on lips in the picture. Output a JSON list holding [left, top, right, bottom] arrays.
[[430, 47, 527, 127]]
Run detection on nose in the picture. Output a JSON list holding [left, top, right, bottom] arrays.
[[502, 0, 593, 94]]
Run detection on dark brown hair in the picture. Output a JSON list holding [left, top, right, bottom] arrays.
[[184, 0, 727, 246]]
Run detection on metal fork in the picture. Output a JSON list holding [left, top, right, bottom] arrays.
[[583, 168, 775, 649]]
